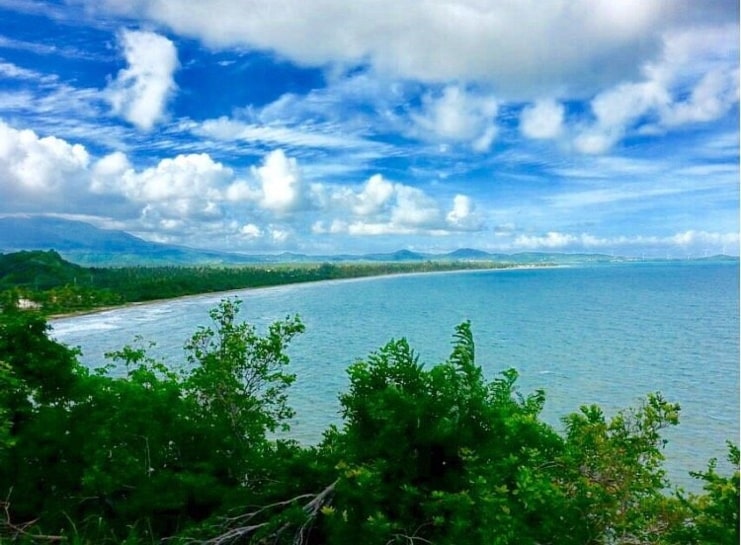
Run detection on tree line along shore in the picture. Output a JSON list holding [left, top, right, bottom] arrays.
[[0, 249, 521, 316]]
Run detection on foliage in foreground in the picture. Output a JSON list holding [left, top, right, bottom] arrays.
[[0, 298, 737, 544]]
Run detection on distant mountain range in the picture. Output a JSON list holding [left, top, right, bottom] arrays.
[[2, 216, 732, 267], [0, 216, 263, 265]]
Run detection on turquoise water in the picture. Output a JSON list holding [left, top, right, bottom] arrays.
[[51, 261, 740, 489]]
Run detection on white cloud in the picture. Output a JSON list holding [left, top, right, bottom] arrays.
[[352, 174, 394, 216], [122, 153, 231, 202], [649, 24, 739, 88], [312, 174, 485, 237], [252, 149, 306, 214], [0, 121, 90, 208], [390, 185, 442, 228], [0, 33, 107, 61], [411, 86, 498, 151], [91, 152, 234, 222], [591, 81, 668, 129], [346, 221, 416, 236], [91, 151, 131, 193], [224, 179, 261, 202], [514, 231, 580, 250], [269, 226, 291, 243], [670, 230, 739, 248], [573, 23, 739, 153], [95, 0, 734, 99], [510, 230, 740, 254], [446, 194, 482, 230], [571, 131, 614, 156], [105, 29, 178, 130], [90, 148, 465, 241], [575, 81, 669, 154], [311, 219, 353, 235], [0, 60, 57, 83], [240, 223, 262, 238], [520, 99, 564, 139], [661, 68, 740, 126], [195, 116, 374, 150], [310, 220, 327, 234]]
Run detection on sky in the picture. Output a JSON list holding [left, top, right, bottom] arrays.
[[0, 0, 738, 257]]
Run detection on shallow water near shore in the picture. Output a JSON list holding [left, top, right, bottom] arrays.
[[51, 261, 740, 490]]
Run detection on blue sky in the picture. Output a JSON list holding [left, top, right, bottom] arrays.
[[0, 0, 738, 256]]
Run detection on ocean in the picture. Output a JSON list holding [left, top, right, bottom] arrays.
[[50, 260, 740, 489]]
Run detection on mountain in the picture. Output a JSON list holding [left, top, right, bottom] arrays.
[[443, 248, 494, 260], [0, 216, 153, 252], [0, 216, 260, 266], [0, 216, 631, 267], [362, 249, 427, 262]]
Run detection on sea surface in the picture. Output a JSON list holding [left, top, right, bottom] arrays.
[[51, 261, 740, 490]]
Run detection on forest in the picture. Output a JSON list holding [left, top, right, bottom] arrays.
[[0, 297, 737, 544], [0, 250, 513, 315]]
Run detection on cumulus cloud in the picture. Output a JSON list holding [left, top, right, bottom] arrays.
[[520, 99, 565, 139], [270, 227, 290, 243], [0, 121, 90, 209], [352, 174, 394, 216], [105, 29, 178, 130], [252, 149, 307, 214], [411, 86, 498, 151], [91, 151, 131, 193], [90, 147, 465, 241], [316, 174, 486, 237], [391, 185, 442, 227], [224, 179, 261, 202], [120, 153, 230, 202], [91, 151, 235, 223], [446, 194, 482, 230], [95, 0, 736, 99], [345, 221, 416, 236], [239, 223, 262, 238], [670, 230, 739, 248], [514, 231, 581, 250]]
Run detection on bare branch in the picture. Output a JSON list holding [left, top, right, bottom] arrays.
[[190, 480, 338, 545], [1, 494, 67, 542]]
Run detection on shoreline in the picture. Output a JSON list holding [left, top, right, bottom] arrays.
[[48, 263, 558, 321]]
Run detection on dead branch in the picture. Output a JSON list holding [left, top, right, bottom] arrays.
[[289, 478, 338, 545], [192, 479, 338, 545], [385, 522, 435, 545], [1, 493, 67, 542]]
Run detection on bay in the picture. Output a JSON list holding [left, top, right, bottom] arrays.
[[51, 261, 740, 489]]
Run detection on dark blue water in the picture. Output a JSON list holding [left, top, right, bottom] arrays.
[[51, 261, 740, 489]]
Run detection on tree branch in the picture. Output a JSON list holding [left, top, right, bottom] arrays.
[[192, 479, 338, 545], [1, 495, 67, 542]]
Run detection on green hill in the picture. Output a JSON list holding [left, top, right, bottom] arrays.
[[0, 250, 87, 290]]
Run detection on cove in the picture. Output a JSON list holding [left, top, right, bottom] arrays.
[[51, 261, 740, 489]]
